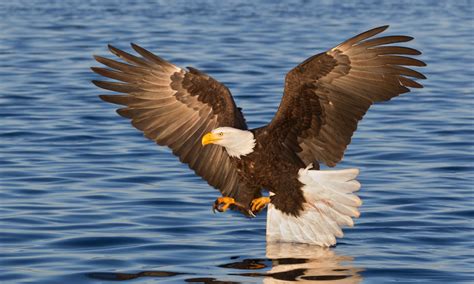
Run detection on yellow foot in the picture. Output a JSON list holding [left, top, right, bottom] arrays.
[[250, 197, 271, 213], [213, 197, 235, 213]]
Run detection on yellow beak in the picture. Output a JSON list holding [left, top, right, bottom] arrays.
[[201, 132, 221, 146]]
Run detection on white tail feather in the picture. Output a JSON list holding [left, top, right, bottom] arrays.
[[266, 166, 361, 246]]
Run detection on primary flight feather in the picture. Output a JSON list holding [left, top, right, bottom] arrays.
[[92, 26, 425, 246]]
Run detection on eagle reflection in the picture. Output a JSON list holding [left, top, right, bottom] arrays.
[[87, 243, 362, 283], [223, 242, 363, 283]]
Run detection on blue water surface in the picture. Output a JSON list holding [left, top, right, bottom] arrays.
[[1, 0, 473, 283]]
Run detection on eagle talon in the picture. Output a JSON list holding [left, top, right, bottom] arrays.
[[247, 210, 256, 218], [250, 197, 271, 213], [213, 197, 235, 213]]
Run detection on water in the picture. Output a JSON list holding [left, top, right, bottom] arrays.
[[1, 0, 473, 283]]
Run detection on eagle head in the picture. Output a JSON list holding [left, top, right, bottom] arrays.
[[201, 127, 255, 158]]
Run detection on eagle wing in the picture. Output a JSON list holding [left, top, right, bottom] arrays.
[[265, 26, 426, 167], [92, 44, 259, 208]]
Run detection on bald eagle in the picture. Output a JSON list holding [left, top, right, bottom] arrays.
[[92, 26, 425, 246]]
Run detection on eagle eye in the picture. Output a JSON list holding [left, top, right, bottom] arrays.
[[218, 132, 224, 136]]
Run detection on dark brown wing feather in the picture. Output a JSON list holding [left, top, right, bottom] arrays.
[[265, 26, 426, 167], [92, 44, 255, 207]]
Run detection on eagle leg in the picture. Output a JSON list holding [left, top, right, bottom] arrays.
[[250, 197, 271, 213]]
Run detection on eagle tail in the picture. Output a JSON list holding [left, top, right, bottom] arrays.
[[266, 166, 361, 246]]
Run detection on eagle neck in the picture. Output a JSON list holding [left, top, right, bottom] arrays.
[[224, 130, 256, 159]]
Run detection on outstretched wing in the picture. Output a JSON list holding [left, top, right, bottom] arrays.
[[92, 44, 258, 207], [265, 26, 426, 167]]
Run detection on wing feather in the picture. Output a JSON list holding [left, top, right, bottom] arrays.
[[266, 26, 426, 166], [336, 25, 389, 50], [92, 44, 257, 208]]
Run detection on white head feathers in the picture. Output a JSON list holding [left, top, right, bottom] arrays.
[[209, 127, 256, 158]]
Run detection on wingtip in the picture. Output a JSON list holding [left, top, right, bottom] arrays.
[[98, 94, 109, 102], [92, 80, 115, 90], [335, 25, 392, 51], [107, 44, 122, 56], [90, 66, 101, 74], [130, 42, 142, 52], [130, 42, 150, 56], [91, 80, 103, 88], [370, 25, 390, 34], [92, 54, 103, 61]]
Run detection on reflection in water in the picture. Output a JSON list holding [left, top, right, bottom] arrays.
[[262, 242, 363, 283], [87, 243, 362, 283], [220, 242, 363, 283]]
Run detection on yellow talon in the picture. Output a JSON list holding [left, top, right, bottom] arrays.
[[250, 197, 271, 212], [213, 197, 235, 213]]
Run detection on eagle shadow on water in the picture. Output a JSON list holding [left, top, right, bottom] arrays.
[[92, 25, 425, 246]]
